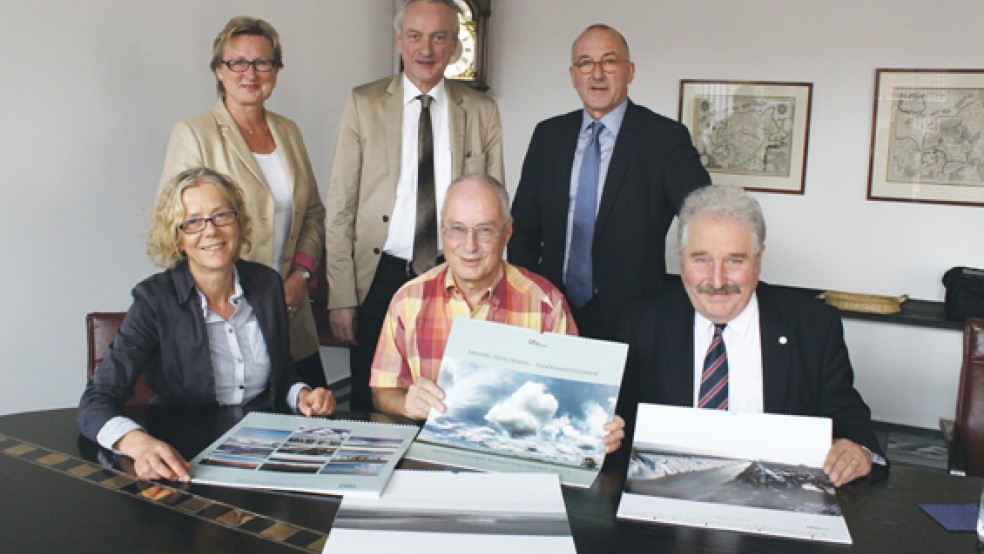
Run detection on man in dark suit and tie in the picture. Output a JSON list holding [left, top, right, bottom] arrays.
[[508, 24, 710, 340], [616, 185, 885, 487]]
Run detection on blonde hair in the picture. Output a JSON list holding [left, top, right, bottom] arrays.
[[210, 16, 284, 98], [147, 168, 252, 268]]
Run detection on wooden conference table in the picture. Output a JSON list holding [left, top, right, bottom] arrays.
[[0, 406, 979, 553]]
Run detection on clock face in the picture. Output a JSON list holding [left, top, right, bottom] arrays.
[[445, 21, 477, 81]]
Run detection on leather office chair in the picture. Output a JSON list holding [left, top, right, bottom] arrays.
[[86, 312, 154, 406], [942, 317, 984, 476]]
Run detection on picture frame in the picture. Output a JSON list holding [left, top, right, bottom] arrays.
[[679, 80, 813, 194], [677, 80, 813, 194], [867, 69, 984, 206]]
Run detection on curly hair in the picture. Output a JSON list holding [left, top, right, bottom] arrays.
[[147, 167, 252, 268]]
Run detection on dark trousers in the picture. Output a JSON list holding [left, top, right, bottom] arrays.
[[570, 294, 606, 340], [348, 254, 418, 412], [292, 351, 327, 390]]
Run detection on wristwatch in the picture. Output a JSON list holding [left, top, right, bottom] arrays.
[[291, 267, 312, 281]]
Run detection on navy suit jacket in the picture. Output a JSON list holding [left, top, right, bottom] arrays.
[[615, 281, 883, 456], [508, 100, 709, 339], [78, 260, 297, 443]]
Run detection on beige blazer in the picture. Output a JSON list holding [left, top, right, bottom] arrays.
[[160, 101, 326, 360], [325, 76, 504, 309]]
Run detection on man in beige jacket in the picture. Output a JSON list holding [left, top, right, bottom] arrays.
[[325, 0, 504, 411]]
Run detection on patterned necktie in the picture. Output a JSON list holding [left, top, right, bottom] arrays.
[[566, 120, 603, 308], [698, 323, 729, 410], [412, 94, 437, 275]]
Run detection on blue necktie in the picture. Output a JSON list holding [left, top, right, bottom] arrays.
[[699, 323, 729, 410], [566, 121, 602, 308]]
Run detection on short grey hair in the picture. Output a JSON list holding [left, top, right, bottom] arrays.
[[677, 185, 765, 253], [394, 0, 460, 38], [443, 173, 511, 224]]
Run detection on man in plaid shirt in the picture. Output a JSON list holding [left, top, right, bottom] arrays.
[[370, 173, 625, 453]]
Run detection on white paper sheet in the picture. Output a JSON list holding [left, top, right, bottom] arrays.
[[325, 471, 576, 553], [617, 403, 852, 544]]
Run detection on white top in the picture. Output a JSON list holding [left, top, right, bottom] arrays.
[[691, 293, 764, 413], [253, 149, 293, 270], [383, 75, 452, 260]]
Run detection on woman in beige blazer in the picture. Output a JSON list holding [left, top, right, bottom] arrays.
[[160, 17, 327, 388]]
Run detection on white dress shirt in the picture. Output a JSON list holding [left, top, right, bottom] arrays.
[[383, 75, 452, 260], [691, 293, 764, 412]]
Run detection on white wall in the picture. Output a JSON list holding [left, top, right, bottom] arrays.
[[3, 0, 979, 428], [0, 0, 393, 416], [487, 0, 982, 427]]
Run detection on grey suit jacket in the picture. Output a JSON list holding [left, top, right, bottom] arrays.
[[616, 281, 883, 456], [160, 101, 325, 360], [325, 75, 504, 309]]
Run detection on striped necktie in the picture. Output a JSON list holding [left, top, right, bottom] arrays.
[[698, 323, 729, 410]]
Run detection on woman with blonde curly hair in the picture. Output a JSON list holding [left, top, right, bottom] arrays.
[[79, 168, 335, 482]]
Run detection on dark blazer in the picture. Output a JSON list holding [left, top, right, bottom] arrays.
[[615, 281, 883, 456], [508, 100, 710, 339], [78, 260, 296, 443]]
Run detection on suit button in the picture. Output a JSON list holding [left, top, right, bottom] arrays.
[[382, 215, 389, 222], [373, 248, 381, 255]]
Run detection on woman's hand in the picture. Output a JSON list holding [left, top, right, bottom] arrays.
[[284, 272, 307, 321], [299, 387, 336, 416], [115, 430, 191, 482]]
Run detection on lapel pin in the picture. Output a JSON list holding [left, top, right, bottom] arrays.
[[778, 336, 788, 345]]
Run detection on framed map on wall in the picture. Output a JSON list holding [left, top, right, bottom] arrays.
[[868, 69, 984, 207], [679, 80, 813, 194]]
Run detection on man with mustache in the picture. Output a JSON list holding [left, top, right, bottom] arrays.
[[616, 185, 884, 486]]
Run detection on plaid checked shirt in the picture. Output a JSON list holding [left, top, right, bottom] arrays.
[[370, 262, 577, 389]]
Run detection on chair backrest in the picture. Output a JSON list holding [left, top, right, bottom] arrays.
[[86, 312, 154, 406], [956, 317, 984, 476]]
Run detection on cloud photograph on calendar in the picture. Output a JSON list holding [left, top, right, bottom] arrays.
[[417, 358, 620, 468]]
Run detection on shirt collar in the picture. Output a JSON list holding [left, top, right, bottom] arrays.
[[403, 74, 447, 107], [443, 262, 506, 307], [196, 266, 244, 318], [580, 98, 629, 138], [694, 291, 759, 340]]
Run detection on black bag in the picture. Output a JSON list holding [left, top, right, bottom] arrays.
[[942, 267, 984, 320]]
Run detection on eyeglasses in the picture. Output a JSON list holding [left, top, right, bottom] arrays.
[[220, 58, 279, 73], [572, 58, 626, 75], [178, 210, 238, 234], [441, 224, 504, 244]]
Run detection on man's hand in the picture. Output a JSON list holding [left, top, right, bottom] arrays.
[[328, 307, 358, 344], [115, 430, 191, 482], [602, 415, 626, 454], [284, 272, 308, 321], [404, 378, 446, 420], [823, 438, 873, 487], [299, 387, 337, 416]]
